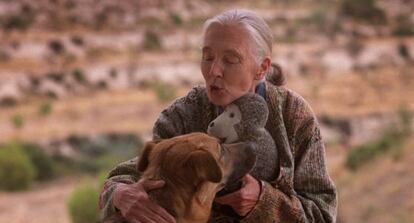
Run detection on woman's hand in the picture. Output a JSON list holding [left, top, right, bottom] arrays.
[[214, 174, 261, 216], [112, 178, 176, 223]]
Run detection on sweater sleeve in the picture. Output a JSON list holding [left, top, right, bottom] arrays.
[[241, 89, 338, 223], [152, 86, 210, 139], [99, 87, 210, 222]]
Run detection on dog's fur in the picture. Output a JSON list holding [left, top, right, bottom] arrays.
[[137, 132, 255, 223]]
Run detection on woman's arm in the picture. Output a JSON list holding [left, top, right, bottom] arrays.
[[99, 86, 212, 222]]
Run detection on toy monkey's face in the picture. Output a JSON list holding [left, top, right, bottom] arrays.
[[207, 104, 242, 143]]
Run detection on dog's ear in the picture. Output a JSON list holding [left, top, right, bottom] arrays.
[[137, 140, 160, 172], [186, 151, 222, 183]]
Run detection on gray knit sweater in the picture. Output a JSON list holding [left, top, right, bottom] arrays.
[[99, 82, 338, 223]]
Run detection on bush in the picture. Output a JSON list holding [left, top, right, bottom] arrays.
[[49, 39, 65, 54], [11, 114, 24, 129], [346, 127, 406, 171], [60, 133, 142, 174], [397, 106, 412, 139], [3, 15, 33, 31], [393, 15, 414, 37], [170, 13, 183, 26], [38, 102, 53, 117], [0, 144, 36, 191], [22, 143, 55, 181], [145, 80, 177, 103], [72, 68, 86, 84], [341, 0, 387, 25], [67, 183, 100, 223], [71, 35, 84, 46], [143, 30, 161, 50]]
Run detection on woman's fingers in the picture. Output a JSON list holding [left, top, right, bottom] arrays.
[[146, 201, 176, 223], [141, 179, 165, 191], [112, 179, 175, 223], [214, 191, 241, 204]]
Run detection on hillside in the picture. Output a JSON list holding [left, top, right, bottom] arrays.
[[0, 0, 413, 222]]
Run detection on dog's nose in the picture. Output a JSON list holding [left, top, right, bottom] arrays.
[[219, 137, 227, 143], [209, 122, 215, 127]]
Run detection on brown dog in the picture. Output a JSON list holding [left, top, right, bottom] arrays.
[[137, 132, 256, 223]]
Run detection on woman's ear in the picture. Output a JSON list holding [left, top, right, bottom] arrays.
[[137, 140, 161, 172], [256, 57, 271, 80]]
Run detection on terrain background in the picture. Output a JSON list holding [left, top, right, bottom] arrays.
[[0, 0, 413, 222]]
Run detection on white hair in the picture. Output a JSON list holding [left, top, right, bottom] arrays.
[[202, 9, 273, 65]]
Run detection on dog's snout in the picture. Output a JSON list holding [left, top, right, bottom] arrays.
[[219, 137, 227, 143], [209, 122, 215, 127]]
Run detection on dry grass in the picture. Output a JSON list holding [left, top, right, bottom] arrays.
[[0, 177, 76, 223], [288, 66, 414, 118], [334, 136, 414, 223], [0, 87, 189, 143]]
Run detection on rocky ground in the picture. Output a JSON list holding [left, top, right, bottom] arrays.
[[0, 0, 413, 222], [0, 177, 76, 223]]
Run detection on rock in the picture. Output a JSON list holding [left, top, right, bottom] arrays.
[[0, 80, 22, 106], [320, 123, 344, 145], [132, 62, 203, 85], [12, 42, 48, 60], [36, 79, 68, 98], [106, 68, 131, 90], [355, 41, 405, 69], [321, 48, 354, 74], [83, 65, 111, 87], [348, 114, 399, 146]]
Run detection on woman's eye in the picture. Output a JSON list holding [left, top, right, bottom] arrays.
[[224, 56, 240, 64], [229, 113, 235, 118], [202, 53, 214, 61]]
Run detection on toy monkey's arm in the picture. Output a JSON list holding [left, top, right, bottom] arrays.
[[241, 88, 337, 223], [242, 123, 337, 223]]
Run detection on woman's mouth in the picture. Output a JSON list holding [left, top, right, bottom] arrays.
[[210, 85, 224, 93]]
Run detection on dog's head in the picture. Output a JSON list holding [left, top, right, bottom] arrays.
[[137, 132, 256, 192]]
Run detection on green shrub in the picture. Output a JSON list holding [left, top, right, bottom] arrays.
[[170, 13, 183, 26], [11, 114, 25, 129], [48, 39, 65, 54], [149, 80, 177, 103], [143, 30, 161, 50], [71, 35, 84, 46], [3, 15, 33, 31], [22, 143, 55, 181], [340, 0, 387, 25], [392, 16, 414, 37], [58, 133, 142, 174], [0, 144, 36, 191], [72, 68, 86, 84], [38, 102, 53, 117], [346, 127, 406, 171], [397, 106, 412, 135], [67, 183, 100, 223]]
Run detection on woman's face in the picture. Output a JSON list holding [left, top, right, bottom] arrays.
[[201, 23, 261, 106]]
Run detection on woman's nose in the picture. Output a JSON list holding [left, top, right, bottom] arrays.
[[209, 60, 223, 78]]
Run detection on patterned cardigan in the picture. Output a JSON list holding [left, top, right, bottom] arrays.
[[99, 82, 338, 223]]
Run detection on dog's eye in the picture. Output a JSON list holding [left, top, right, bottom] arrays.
[[229, 113, 235, 118]]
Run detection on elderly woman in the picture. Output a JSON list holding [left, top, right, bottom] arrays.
[[99, 9, 337, 223]]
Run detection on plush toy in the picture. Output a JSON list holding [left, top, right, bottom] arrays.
[[207, 92, 279, 185]]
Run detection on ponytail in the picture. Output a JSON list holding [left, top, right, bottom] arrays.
[[265, 63, 285, 86]]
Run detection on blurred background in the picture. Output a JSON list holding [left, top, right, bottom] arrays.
[[0, 0, 413, 222]]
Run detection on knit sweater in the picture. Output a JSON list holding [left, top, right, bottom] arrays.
[[99, 82, 338, 223]]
